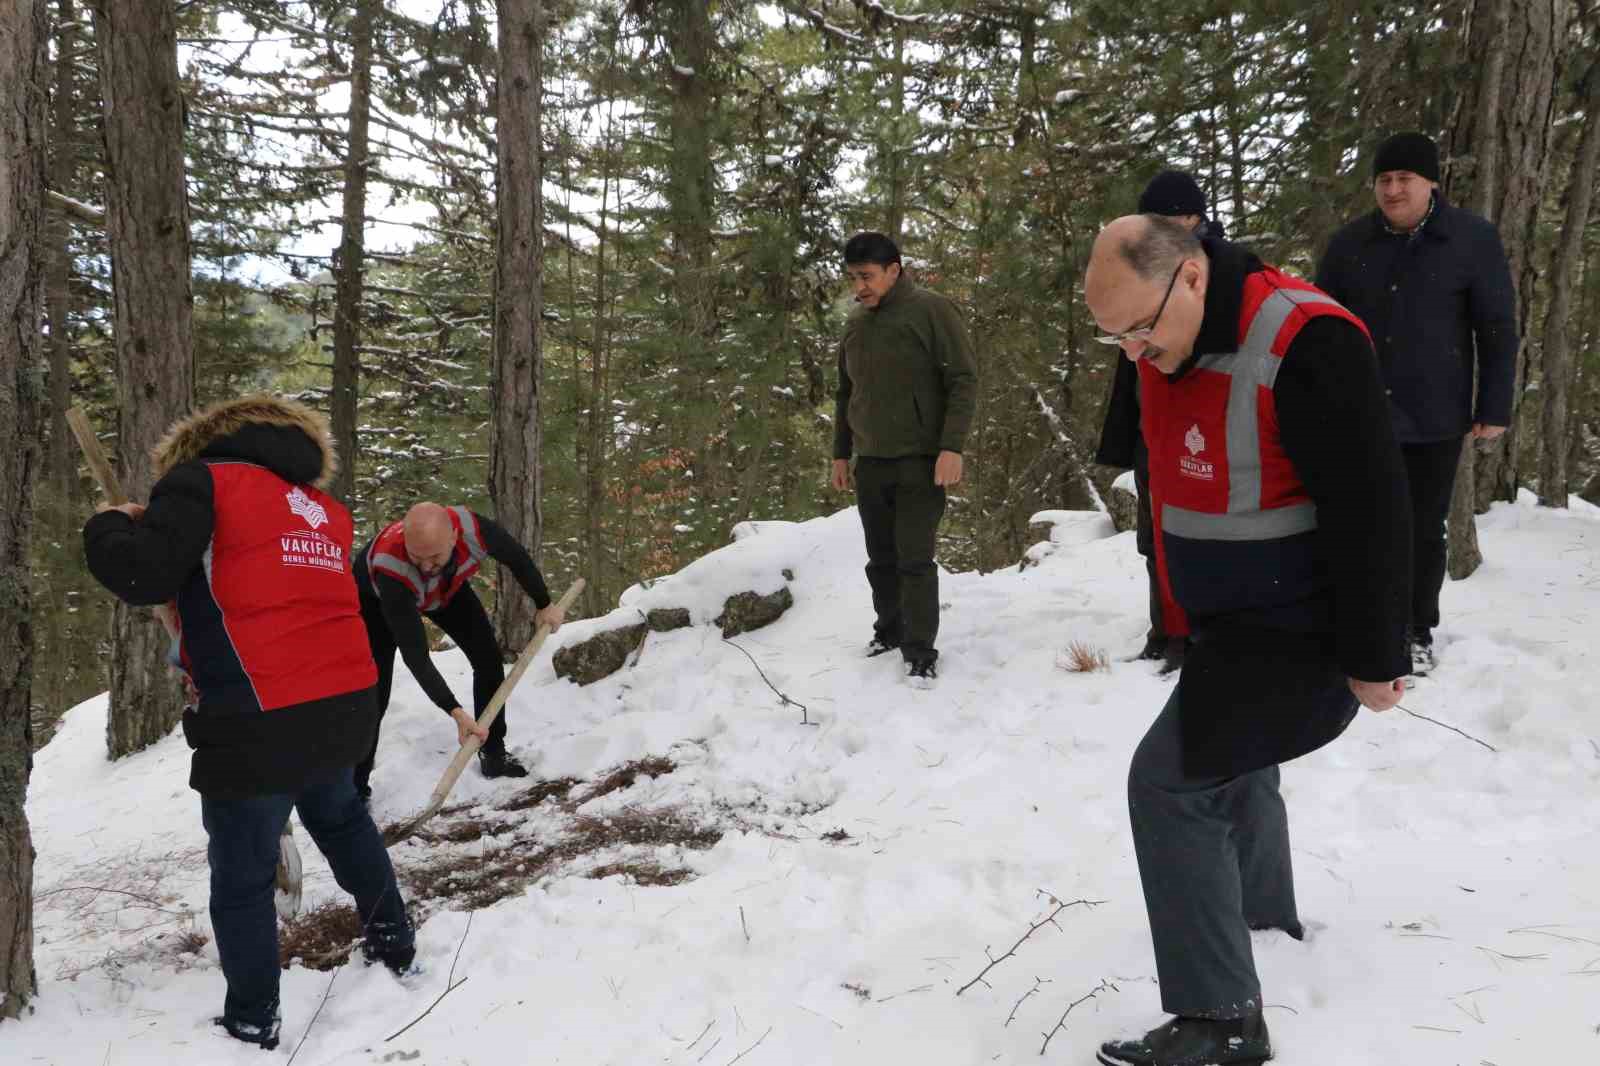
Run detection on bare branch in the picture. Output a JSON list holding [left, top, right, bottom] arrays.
[[1039, 979, 1117, 1056], [957, 893, 1105, 996]]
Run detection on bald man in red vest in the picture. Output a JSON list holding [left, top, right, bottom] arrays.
[[353, 502, 564, 797], [1083, 216, 1410, 1066]]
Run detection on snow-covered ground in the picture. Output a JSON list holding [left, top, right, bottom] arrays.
[[13, 493, 1600, 1064]]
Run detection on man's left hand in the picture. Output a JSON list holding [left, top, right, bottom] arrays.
[[933, 450, 963, 487], [535, 603, 565, 633], [1471, 423, 1507, 440], [96, 501, 146, 519], [1349, 677, 1406, 712]]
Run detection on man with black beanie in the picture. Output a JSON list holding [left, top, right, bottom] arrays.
[[1094, 170, 1223, 674], [1316, 132, 1517, 675]]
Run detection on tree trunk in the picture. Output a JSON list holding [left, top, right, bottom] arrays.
[[490, 0, 545, 654], [330, 0, 375, 505], [44, 0, 76, 497], [885, 22, 908, 244], [1441, 0, 1508, 580], [584, 115, 615, 618], [0, 0, 47, 1021], [1538, 60, 1600, 507], [1450, 0, 1566, 516], [94, 0, 194, 758]]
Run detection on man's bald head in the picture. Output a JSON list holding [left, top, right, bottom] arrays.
[[1084, 214, 1209, 374], [403, 502, 457, 576], [1089, 214, 1203, 287]]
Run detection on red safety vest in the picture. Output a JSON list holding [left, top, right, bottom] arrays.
[[175, 463, 377, 712], [364, 505, 490, 613], [1139, 267, 1369, 635]]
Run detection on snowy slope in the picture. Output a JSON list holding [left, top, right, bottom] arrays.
[[12, 493, 1600, 1065]]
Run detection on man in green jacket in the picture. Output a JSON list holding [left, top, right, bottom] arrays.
[[831, 232, 979, 683]]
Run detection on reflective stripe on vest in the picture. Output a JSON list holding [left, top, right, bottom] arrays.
[[449, 505, 489, 565], [368, 533, 424, 591], [1160, 286, 1339, 541]]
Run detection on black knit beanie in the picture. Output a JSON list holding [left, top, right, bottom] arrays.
[[1138, 170, 1208, 218], [1373, 133, 1440, 182]]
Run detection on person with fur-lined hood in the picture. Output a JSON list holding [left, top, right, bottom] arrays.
[[82, 395, 415, 1051]]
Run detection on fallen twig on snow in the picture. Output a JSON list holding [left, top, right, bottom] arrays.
[[1039, 978, 1116, 1055], [722, 637, 815, 726], [286, 964, 341, 1066], [1006, 976, 1051, 1027], [724, 1025, 773, 1065], [386, 913, 475, 1042], [1397, 705, 1497, 753], [957, 892, 1105, 996]]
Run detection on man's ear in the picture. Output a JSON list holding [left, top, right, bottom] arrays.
[[888, 261, 902, 281]]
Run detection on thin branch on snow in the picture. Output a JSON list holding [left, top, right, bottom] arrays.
[[1397, 705, 1498, 753], [957, 892, 1105, 996], [286, 964, 341, 1066], [1039, 979, 1117, 1056], [723, 1025, 773, 1065], [722, 637, 815, 727], [1006, 976, 1051, 1027], [386, 913, 475, 1042]]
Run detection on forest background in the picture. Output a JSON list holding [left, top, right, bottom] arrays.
[[8, 0, 1600, 799]]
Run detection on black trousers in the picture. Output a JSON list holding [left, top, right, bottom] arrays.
[[355, 584, 508, 793], [1401, 438, 1463, 634], [202, 766, 409, 1029], [855, 455, 947, 662]]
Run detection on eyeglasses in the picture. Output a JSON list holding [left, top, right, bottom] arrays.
[[1093, 261, 1184, 346]]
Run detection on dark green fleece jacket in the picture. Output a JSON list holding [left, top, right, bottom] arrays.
[[832, 276, 979, 460]]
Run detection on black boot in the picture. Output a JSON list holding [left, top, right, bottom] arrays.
[[1097, 1013, 1271, 1066], [866, 634, 900, 658], [362, 916, 416, 975], [1130, 633, 1166, 662], [214, 1010, 281, 1051], [1157, 637, 1187, 676], [478, 747, 529, 779], [905, 658, 938, 686], [1408, 626, 1436, 677]]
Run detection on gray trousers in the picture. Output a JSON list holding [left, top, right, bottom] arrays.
[[1128, 692, 1301, 1019]]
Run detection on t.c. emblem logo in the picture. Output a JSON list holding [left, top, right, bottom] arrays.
[[286, 486, 329, 530]]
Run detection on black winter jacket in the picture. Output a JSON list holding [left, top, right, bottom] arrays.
[[1171, 239, 1412, 779], [1315, 193, 1517, 443], [82, 397, 378, 798]]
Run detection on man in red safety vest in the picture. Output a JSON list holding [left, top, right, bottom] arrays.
[[353, 502, 564, 798], [1083, 215, 1411, 1066]]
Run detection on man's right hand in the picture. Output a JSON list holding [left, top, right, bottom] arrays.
[[451, 706, 489, 746], [831, 459, 852, 491], [1349, 677, 1405, 712]]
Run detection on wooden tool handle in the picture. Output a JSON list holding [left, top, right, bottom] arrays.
[[66, 406, 126, 505], [68, 405, 179, 639], [423, 579, 585, 813]]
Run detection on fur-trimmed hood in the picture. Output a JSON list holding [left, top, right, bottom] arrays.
[[153, 395, 338, 489]]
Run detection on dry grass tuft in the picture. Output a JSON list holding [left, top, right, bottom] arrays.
[[501, 776, 581, 811], [1059, 640, 1111, 674], [279, 901, 363, 971], [587, 860, 694, 887], [579, 756, 677, 803], [399, 803, 723, 912]]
